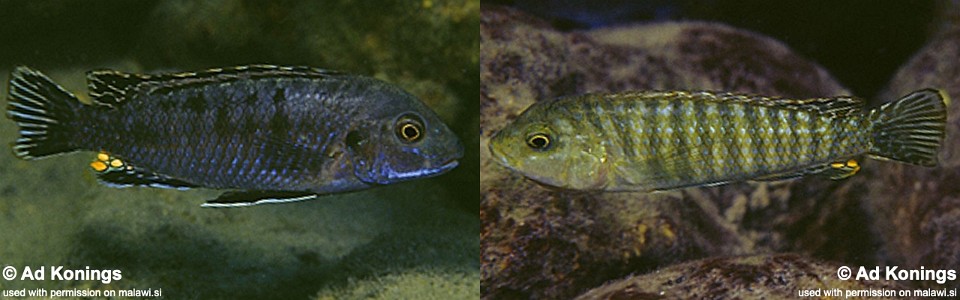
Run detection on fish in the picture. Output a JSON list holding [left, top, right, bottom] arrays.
[[489, 89, 946, 191], [7, 65, 463, 207]]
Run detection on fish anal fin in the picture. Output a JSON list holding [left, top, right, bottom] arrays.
[[201, 191, 318, 208], [825, 159, 861, 180], [92, 151, 196, 189], [750, 165, 831, 182], [650, 179, 734, 191], [750, 159, 861, 183]]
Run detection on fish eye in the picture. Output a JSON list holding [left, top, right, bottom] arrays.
[[395, 114, 424, 143], [526, 133, 551, 150]]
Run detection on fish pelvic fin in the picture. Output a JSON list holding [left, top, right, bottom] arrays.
[[6, 66, 84, 159], [200, 191, 319, 208], [868, 89, 947, 167]]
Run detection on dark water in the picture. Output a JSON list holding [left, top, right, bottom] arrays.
[[0, 1, 479, 299]]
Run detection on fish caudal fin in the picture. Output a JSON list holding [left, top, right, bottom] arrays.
[[7, 66, 84, 159], [868, 89, 947, 167]]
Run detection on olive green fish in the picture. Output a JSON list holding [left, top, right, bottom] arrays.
[[489, 90, 947, 191]]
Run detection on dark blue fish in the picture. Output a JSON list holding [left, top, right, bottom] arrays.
[[7, 65, 463, 207]]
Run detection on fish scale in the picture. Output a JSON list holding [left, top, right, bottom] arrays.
[[490, 89, 946, 191]]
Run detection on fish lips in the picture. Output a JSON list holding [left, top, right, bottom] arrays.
[[360, 158, 460, 185], [487, 130, 514, 169], [399, 159, 460, 179]]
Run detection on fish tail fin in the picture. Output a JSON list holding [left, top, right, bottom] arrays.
[[868, 89, 947, 166], [7, 66, 85, 159]]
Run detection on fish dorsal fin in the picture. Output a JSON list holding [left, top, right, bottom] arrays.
[[622, 91, 864, 118], [766, 96, 863, 118], [609, 91, 865, 118], [710, 92, 864, 118], [87, 70, 150, 108], [87, 65, 344, 108]]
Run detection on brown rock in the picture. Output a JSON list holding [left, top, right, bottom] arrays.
[[868, 0, 960, 289], [575, 254, 903, 300]]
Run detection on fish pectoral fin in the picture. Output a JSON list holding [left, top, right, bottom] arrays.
[[92, 152, 196, 189], [201, 191, 318, 208], [611, 149, 703, 190]]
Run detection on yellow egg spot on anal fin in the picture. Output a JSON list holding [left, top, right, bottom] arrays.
[[846, 159, 859, 169], [97, 152, 110, 162], [90, 161, 108, 172], [827, 159, 860, 180], [109, 159, 124, 168]]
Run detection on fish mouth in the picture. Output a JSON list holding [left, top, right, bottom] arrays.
[[385, 159, 460, 181], [435, 159, 459, 174], [487, 139, 506, 164], [429, 159, 460, 176]]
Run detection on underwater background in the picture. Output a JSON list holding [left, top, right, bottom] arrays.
[[0, 0, 478, 299], [482, 1, 960, 298]]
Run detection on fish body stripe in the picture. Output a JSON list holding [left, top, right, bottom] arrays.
[[644, 99, 662, 184], [706, 102, 726, 180], [787, 109, 801, 167], [756, 106, 772, 174], [740, 102, 757, 174], [657, 100, 677, 183], [721, 103, 739, 179], [796, 112, 812, 165], [681, 99, 702, 180], [810, 116, 821, 160], [775, 109, 791, 168]]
